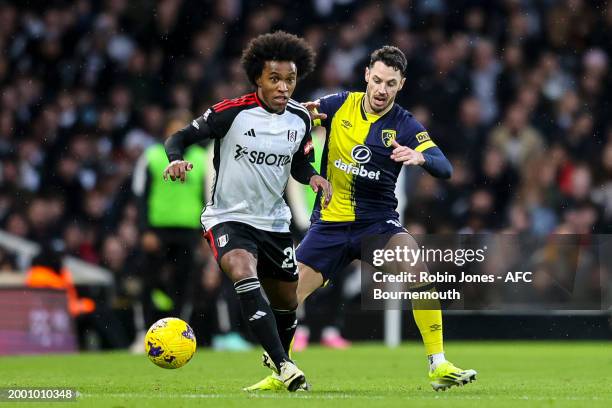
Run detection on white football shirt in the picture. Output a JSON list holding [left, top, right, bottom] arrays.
[[197, 93, 313, 233]]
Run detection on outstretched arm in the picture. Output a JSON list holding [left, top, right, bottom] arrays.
[[163, 116, 213, 182]]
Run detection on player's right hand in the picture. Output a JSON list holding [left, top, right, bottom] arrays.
[[302, 101, 327, 123], [163, 160, 193, 183], [390, 140, 425, 166], [309, 175, 333, 208]]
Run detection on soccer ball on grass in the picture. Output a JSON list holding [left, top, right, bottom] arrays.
[[144, 317, 196, 369]]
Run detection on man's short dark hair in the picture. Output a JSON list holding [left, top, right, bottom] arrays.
[[369, 46, 407, 76], [241, 31, 316, 86]]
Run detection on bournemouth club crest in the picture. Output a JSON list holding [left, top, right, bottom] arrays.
[[381, 129, 396, 147]]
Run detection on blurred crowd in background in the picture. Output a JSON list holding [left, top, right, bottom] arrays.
[[0, 0, 610, 348]]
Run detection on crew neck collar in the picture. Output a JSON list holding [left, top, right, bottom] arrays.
[[255, 91, 285, 115], [360, 94, 394, 122]]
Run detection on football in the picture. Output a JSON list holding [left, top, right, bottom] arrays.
[[144, 318, 197, 369]]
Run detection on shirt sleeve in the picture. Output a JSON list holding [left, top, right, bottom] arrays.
[[296, 132, 315, 162], [164, 103, 235, 162], [421, 146, 453, 179], [314, 91, 350, 127], [399, 116, 452, 179], [204, 104, 239, 138], [290, 127, 317, 184], [401, 117, 438, 153]]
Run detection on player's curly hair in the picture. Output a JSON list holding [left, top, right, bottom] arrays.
[[241, 31, 316, 86], [369, 46, 407, 77]]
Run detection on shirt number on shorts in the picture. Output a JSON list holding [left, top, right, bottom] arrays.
[[281, 246, 297, 269]]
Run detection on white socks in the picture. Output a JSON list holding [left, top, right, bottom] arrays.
[[428, 352, 446, 371]]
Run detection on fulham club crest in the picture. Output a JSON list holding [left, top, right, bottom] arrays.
[[217, 234, 229, 248], [287, 129, 298, 142]]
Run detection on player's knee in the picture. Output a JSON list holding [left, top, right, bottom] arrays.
[[273, 299, 298, 311], [265, 281, 298, 310], [297, 286, 317, 306], [273, 291, 298, 310], [296, 289, 308, 306], [296, 282, 314, 306], [221, 250, 257, 282], [385, 232, 418, 251], [283, 293, 298, 310]]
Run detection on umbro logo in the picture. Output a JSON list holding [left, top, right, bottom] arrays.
[[244, 128, 256, 137], [249, 311, 267, 321], [341, 119, 352, 129]]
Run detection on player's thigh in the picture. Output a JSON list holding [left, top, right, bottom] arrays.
[[256, 231, 298, 283], [219, 249, 258, 283], [297, 262, 325, 305], [204, 222, 258, 282], [381, 230, 430, 286], [296, 223, 352, 284], [260, 277, 297, 310], [383, 232, 420, 271]]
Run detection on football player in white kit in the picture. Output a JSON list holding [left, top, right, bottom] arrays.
[[163, 31, 331, 392]]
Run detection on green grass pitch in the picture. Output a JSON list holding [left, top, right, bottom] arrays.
[[1, 341, 610, 407]]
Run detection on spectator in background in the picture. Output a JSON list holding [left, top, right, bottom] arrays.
[[496, 43, 525, 113], [444, 96, 486, 168], [563, 111, 598, 161], [0, 247, 16, 271], [518, 156, 562, 236], [489, 103, 545, 170], [592, 133, 612, 230], [412, 42, 470, 126], [554, 90, 581, 134], [471, 39, 501, 126], [3, 212, 30, 240], [474, 147, 519, 227]]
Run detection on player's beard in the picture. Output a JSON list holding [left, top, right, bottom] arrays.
[[366, 88, 393, 114]]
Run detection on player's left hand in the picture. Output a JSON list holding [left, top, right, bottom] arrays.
[[390, 140, 425, 166], [309, 175, 333, 208]]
